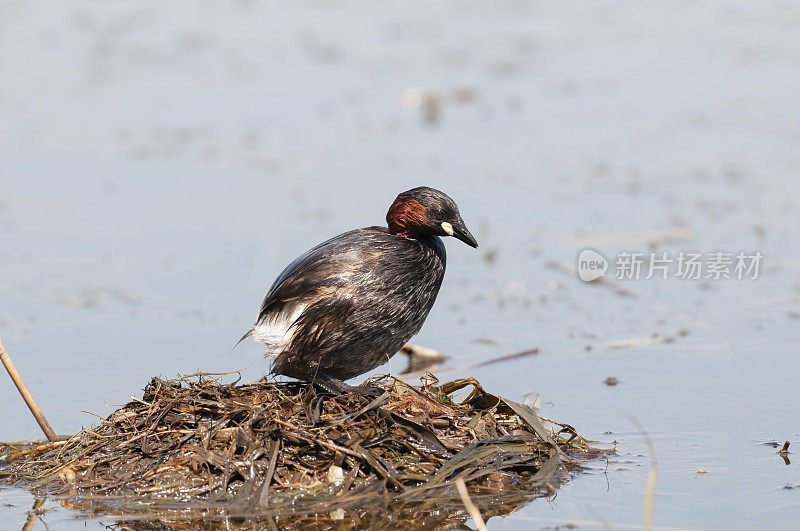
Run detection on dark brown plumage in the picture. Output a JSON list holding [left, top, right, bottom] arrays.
[[244, 186, 477, 382]]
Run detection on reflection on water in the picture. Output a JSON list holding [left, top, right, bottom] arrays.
[[1, 0, 799, 529], [47, 488, 553, 529]]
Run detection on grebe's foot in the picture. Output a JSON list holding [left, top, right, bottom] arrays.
[[313, 372, 385, 399]]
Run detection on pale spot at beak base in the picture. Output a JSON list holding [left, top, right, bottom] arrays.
[[441, 222, 454, 235]]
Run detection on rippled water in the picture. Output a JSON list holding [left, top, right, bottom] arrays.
[[1, 1, 798, 529]]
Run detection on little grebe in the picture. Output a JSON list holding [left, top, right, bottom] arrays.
[[242, 186, 477, 386]]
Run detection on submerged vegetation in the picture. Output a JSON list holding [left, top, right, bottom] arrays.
[[1, 373, 607, 528]]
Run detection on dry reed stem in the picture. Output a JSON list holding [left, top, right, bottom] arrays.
[[455, 477, 487, 531], [570, 226, 693, 246], [0, 335, 58, 442], [628, 414, 657, 531]]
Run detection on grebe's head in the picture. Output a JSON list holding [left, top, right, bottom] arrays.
[[386, 186, 478, 248]]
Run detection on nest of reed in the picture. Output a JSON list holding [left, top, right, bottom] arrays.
[[0, 373, 607, 528]]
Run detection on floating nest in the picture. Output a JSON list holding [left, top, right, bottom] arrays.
[[0, 373, 608, 529]]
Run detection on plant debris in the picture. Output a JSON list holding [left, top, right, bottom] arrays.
[[1, 373, 607, 528], [778, 441, 791, 465], [399, 343, 448, 374]]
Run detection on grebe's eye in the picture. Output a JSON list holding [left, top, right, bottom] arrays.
[[433, 208, 445, 220]]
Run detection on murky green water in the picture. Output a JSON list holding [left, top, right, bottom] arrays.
[[1, 1, 798, 529]]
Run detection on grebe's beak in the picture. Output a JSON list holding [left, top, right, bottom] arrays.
[[442, 220, 478, 248]]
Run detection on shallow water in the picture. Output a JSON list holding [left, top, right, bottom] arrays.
[[1, 1, 798, 529]]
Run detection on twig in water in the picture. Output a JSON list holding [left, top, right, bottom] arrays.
[[627, 414, 657, 531], [21, 498, 45, 531], [399, 347, 539, 379], [455, 477, 487, 531], [467, 347, 539, 369], [0, 335, 58, 442], [400, 343, 448, 374], [779, 441, 791, 465], [779, 441, 790, 456], [570, 226, 693, 247]]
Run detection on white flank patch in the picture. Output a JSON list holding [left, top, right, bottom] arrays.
[[251, 303, 307, 353]]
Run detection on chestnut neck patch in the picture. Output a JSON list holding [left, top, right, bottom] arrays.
[[386, 197, 429, 238]]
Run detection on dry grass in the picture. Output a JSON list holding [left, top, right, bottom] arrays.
[[1, 373, 607, 528]]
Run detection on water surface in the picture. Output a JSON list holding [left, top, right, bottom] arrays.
[[1, 1, 798, 529]]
